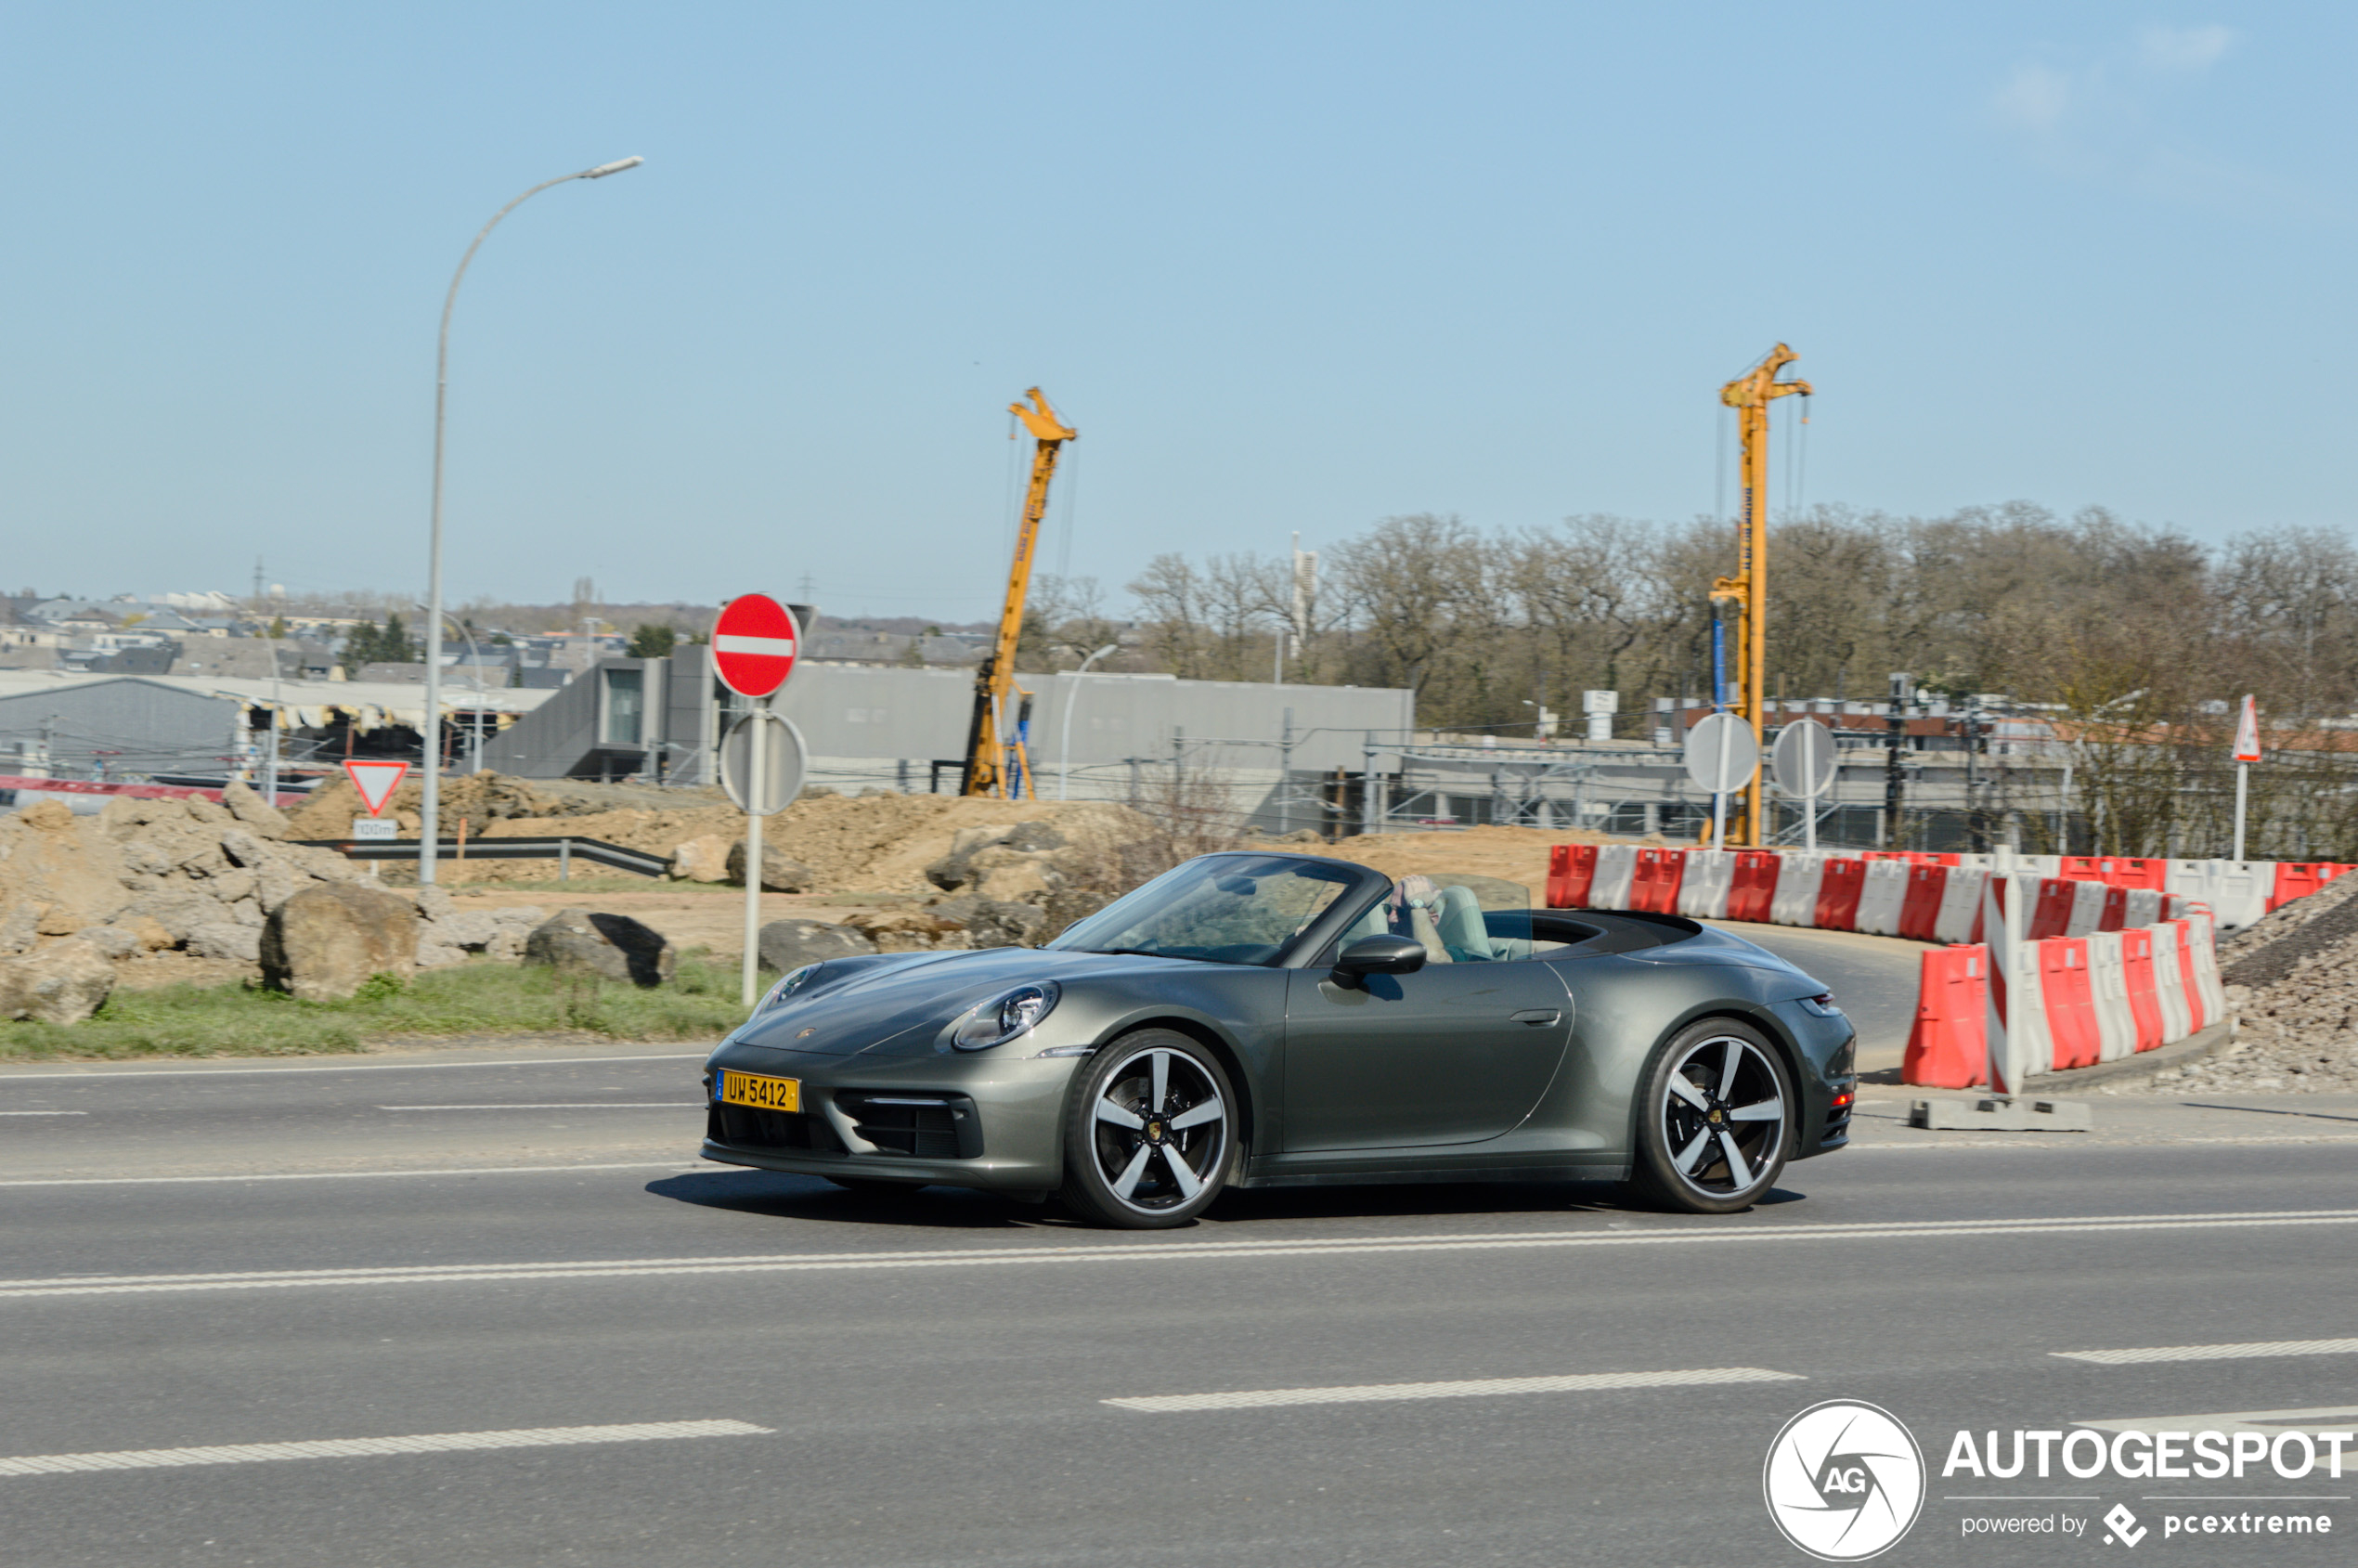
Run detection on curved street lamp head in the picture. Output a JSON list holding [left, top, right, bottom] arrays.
[[581, 156, 644, 179]]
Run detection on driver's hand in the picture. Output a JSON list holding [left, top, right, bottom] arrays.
[[1394, 875, 1439, 910]]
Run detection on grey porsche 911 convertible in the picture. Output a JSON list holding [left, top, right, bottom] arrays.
[[701, 851, 1857, 1228]]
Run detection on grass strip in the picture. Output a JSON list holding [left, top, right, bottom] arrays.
[[0, 955, 771, 1062]]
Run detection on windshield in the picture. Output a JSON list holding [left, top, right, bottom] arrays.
[[1046, 855, 1361, 965]]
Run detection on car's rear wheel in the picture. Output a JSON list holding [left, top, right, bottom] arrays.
[[1627, 1020, 1793, 1214], [1057, 1030, 1235, 1229]]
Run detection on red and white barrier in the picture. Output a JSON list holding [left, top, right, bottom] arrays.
[[1855, 858, 1910, 937], [1590, 844, 1637, 908], [1933, 868, 1988, 945], [1769, 853, 1825, 926], [2064, 878, 2108, 938], [1537, 838, 2334, 1091], [1676, 849, 1734, 919], [2084, 931, 2136, 1063]]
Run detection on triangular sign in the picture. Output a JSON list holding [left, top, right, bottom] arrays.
[[344, 759, 409, 818], [2232, 694, 2261, 764]]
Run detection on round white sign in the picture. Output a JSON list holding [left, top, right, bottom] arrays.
[[1682, 711, 1760, 794]]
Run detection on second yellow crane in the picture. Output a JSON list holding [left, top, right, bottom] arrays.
[[961, 387, 1077, 798], [1710, 343, 1810, 846]]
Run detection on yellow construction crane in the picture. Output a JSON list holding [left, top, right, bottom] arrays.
[[1711, 344, 1810, 846], [962, 387, 1077, 797]]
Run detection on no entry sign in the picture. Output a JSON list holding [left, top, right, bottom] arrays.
[[712, 595, 800, 698]]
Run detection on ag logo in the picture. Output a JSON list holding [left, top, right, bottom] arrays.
[[1763, 1399, 1925, 1561]]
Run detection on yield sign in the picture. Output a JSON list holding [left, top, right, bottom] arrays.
[[2232, 694, 2261, 763], [711, 594, 799, 699], [344, 759, 409, 818]]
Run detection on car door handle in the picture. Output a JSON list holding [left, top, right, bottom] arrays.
[[1509, 1008, 1561, 1025]]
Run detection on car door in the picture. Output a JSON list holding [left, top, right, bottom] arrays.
[[1280, 958, 1574, 1152]]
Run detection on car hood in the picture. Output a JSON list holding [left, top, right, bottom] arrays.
[[728, 945, 1218, 1056]]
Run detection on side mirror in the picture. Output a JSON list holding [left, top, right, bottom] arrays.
[[1333, 933, 1427, 981]]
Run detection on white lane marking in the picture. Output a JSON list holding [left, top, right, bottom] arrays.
[[0, 1162, 703, 1189], [2055, 1338, 2358, 1366], [4, 1208, 2354, 1300], [712, 634, 796, 657], [377, 1104, 705, 1111], [0, 1053, 704, 1082], [0, 1419, 770, 1478], [1106, 1367, 1800, 1412], [1852, 1135, 2358, 1149], [2073, 1406, 2358, 1439], [0, 1111, 86, 1117]]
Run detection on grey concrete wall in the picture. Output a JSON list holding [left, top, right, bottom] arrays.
[[477, 660, 1414, 784]]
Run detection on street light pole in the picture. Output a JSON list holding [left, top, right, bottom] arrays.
[[1057, 643, 1119, 801], [419, 155, 641, 884]]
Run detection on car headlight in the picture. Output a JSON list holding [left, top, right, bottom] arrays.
[[754, 964, 823, 1015], [952, 982, 1059, 1051]]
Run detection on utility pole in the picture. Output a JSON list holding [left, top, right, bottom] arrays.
[[1885, 672, 1912, 850], [1710, 344, 1811, 847]]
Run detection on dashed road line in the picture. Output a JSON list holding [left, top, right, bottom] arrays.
[[0, 1419, 771, 1478], [375, 1104, 705, 1111], [2054, 1338, 2358, 1366], [0, 1053, 704, 1082], [0, 1161, 704, 1189], [1105, 1367, 1801, 1412]]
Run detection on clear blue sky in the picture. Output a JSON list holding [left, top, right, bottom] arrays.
[[3, 4, 2349, 621]]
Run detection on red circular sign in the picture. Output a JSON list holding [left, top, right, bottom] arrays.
[[711, 594, 800, 698]]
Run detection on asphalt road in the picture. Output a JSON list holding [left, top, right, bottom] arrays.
[[4, 1048, 2356, 1567]]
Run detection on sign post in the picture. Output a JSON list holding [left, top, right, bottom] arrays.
[[2231, 693, 2261, 862], [712, 596, 801, 1007], [1770, 718, 1838, 851]]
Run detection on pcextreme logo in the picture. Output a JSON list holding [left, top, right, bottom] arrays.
[[1764, 1400, 1927, 1561]]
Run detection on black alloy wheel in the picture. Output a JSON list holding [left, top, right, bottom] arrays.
[[1058, 1030, 1236, 1229], [1629, 1019, 1794, 1214]]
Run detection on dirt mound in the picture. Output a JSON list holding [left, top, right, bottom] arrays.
[[284, 771, 578, 839], [1279, 823, 1638, 900]]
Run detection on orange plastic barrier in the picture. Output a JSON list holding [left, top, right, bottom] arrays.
[[2028, 878, 2079, 940], [2105, 857, 2170, 892], [2059, 856, 2103, 881], [2271, 862, 2328, 913], [1897, 863, 1948, 941], [1815, 858, 1866, 931], [2098, 885, 2129, 932], [2163, 920, 2208, 1032], [1547, 844, 1597, 909], [1629, 848, 1687, 914], [2041, 939, 2102, 1070], [1727, 851, 1781, 923], [2119, 927, 2164, 1052], [1902, 944, 1989, 1088]]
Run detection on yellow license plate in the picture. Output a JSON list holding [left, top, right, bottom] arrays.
[[718, 1069, 800, 1112]]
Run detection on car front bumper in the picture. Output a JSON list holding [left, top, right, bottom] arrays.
[[699, 1043, 1083, 1194]]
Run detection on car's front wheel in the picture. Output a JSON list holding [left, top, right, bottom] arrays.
[[1628, 1019, 1793, 1214], [1058, 1030, 1236, 1229]]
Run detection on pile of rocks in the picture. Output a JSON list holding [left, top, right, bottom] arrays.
[[0, 786, 568, 1021], [2127, 874, 2358, 1093]]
